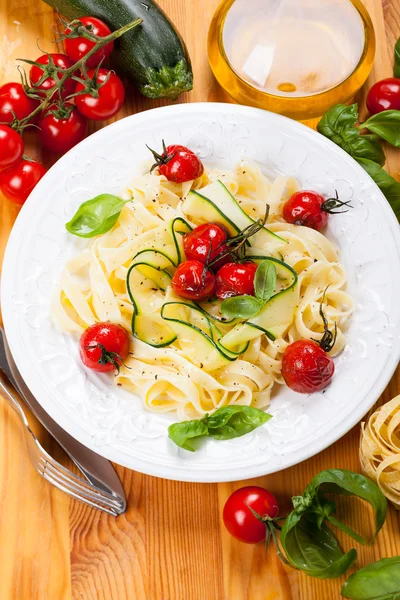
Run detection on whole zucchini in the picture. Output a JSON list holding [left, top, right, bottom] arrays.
[[44, 0, 193, 99]]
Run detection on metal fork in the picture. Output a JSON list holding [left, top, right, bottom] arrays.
[[0, 374, 126, 516]]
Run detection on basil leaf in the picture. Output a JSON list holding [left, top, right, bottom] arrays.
[[356, 158, 400, 220], [206, 406, 272, 440], [168, 418, 208, 452], [65, 194, 128, 238], [220, 295, 262, 319], [318, 104, 385, 166], [362, 110, 400, 148], [341, 556, 400, 599], [395, 37, 400, 78], [254, 260, 276, 302]]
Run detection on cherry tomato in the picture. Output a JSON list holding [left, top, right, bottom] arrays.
[[281, 340, 335, 394], [38, 104, 87, 153], [0, 159, 46, 205], [29, 53, 75, 99], [79, 322, 130, 373], [215, 261, 258, 300], [183, 222, 229, 270], [151, 143, 204, 183], [366, 78, 400, 115], [283, 190, 329, 231], [0, 82, 39, 124], [223, 486, 279, 544], [65, 17, 114, 69], [0, 125, 24, 171], [75, 68, 125, 120], [171, 260, 215, 301]]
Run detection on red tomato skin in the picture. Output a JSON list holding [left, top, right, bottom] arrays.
[[283, 191, 328, 231], [183, 222, 229, 267], [158, 144, 204, 183], [215, 261, 258, 299], [75, 68, 125, 120], [0, 159, 46, 204], [65, 17, 114, 69], [171, 260, 215, 301], [0, 82, 39, 123], [29, 54, 75, 99], [38, 105, 87, 153], [223, 486, 279, 544], [0, 125, 24, 171], [366, 78, 400, 115], [79, 323, 130, 373], [281, 340, 335, 394]]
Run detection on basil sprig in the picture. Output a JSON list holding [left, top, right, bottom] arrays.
[[341, 556, 400, 599], [361, 110, 400, 148], [66, 194, 129, 238], [221, 260, 277, 320], [168, 406, 272, 452], [356, 158, 400, 217], [280, 469, 387, 579]]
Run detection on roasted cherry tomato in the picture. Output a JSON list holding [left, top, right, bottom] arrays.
[[223, 486, 279, 544], [283, 190, 329, 230], [29, 53, 75, 100], [366, 78, 400, 115], [171, 260, 215, 301], [38, 104, 87, 153], [281, 339, 335, 394], [0, 159, 46, 204], [0, 125, 24, 171], [183, 222, 229, 269], [215, 261, 258, 300], [65, 16, 114, 69], [79, 322, 130, 373], [150, 142, 204, 183], [0, 82, 39, 124], [75, 68, 125, 120]]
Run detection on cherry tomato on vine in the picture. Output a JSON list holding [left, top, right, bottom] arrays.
[[0, 159, 46, 205], [74, 68, 125, 120], [183, 222, 229, 269], [281, 340, 335, 394], [0, 82, 39, 124], [283, 191, 328, 230], [150, 142, 204, 183], [0, 125, 24, 171], [223, 486, 279, 544], [215, 261, 258, 300], [79, 322, 130, 373], [29, 53, 75, 99], [65, 16, 114, 69], [171, 260, 215, 301], [366, 78, 400, 115], [38, 104, 87, 153]]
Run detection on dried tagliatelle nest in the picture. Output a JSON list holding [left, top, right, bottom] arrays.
[[360, 395, 400, 509]]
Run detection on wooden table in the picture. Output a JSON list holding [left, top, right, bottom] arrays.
[[1, 1, 399, 598]]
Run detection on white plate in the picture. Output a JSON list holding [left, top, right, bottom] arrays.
[[2, 103, 400, 482]]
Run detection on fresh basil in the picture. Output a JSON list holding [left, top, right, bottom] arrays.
[[317, 104, 385, 166], [394, 37, 400, 78], [356, 158, 400, 220], [168, 406, 272, 452], [65, 194, 128, 238], [341, 556, 400, 599], [220, 295, 262, 319], [254, 260, 276, 302], [280, 469, 387, 579], [362, 110, 400, 148]]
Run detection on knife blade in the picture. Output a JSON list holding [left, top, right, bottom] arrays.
[[0, 327, 126, 509]]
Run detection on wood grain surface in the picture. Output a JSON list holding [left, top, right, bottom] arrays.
[[0, 1, 399, 599]]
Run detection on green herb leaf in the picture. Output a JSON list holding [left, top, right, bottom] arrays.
[[356, 158, 400, 220], [65, 194, 128, 238], [317, 104, 385, 166], [168, 418, 209, 452], [395, 38, 400, 78], [341, 556, 400, 599], [220, 295, 262, 319], [206, 406, 272, 440], [362, 110, 400, 148], [254, 260, 276, 302]]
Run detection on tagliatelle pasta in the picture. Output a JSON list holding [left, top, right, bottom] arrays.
[[52, 159, 353, 420]]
